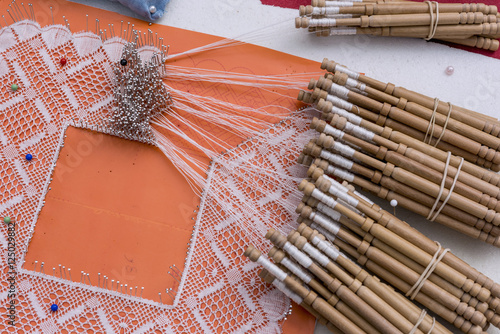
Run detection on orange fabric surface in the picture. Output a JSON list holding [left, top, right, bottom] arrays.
[[1, 0, 320, 333], [25, 126, 196, 302]]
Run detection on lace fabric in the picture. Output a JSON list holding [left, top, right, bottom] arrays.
[[0, 20, 315, 333]]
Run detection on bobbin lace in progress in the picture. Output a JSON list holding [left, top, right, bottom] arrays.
[[0, 20, 314, 333]]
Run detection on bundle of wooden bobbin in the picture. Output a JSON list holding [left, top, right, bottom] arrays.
[[244, 189, 500, 333], [294, 58, 500, 245], [295, 0, 500, 51]]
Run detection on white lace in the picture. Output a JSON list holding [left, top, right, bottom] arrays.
[[0, 20, 315, 333]]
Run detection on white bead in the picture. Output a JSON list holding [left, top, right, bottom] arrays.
[[445, 66, 454, 75], [390, 199, 398, 207], [149, 5, 157, 14]]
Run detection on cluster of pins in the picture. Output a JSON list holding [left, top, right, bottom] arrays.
[[296, 0, 500, 51], [245, 171, 500, 333], [32, 261, 183, 304], [106, 39, 172, 145], [296, 58, 500, 246]]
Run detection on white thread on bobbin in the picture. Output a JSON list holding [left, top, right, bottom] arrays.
[[331, 167, 356, 182], [406, 242, 449, 300], [281, 257, 313, 284], [330, 105, 362, 125], [334, 64, 360, 79], [323, 123, 345, 140], [311, 204, 340, 235], [332, 141, 356, 157], [271, 279, 303, 305], [329, 82, 350, 99], [310, 222, 337, 242], [308, 18, 337, 27], [283, 242, 314, 268], [345, 122, 375, 141], [321, 174, 349, 193], [321, 151, 354, 170], [313, 7, 340, 15], [311, 188, 337, 208], [427, 151, 464, 222], [302, 242, 330, 266], [312, 236, 340, 261], [326, 94, 354, 111], [323, 1, 356, 7], [257, 256, 287, 282], [325, 181, 359, 208], [328, 27, 358, 35]]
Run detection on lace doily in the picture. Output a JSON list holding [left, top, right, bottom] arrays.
[[0, 20, 315, 333]]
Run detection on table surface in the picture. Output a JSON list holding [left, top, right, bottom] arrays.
[[69, 1, 500, 333]]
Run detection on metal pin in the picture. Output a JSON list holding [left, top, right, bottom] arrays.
[[21, 3, 30, 20], [2, 15, 8, 26], [135, 286, 138, 297], [53, 267, 56, 276], [111, 279, 115, 290], [59, 264, 62, 278], [141, 287, 144, 298], [7, 5, 17, 22], [105, 276, 108, 289], [120, 20, 123, 39], [7, 10, 16, 23], [63, 266, 66, 279], [81, 271, 84, 283], [86, 14, 88, 32], [34, 260, 38, 272], [29, 4, 34, 21], [158, 292, 162, 304], [116, 281, 120, 291], [13, 2, 23, 20], [98, 273, 101, 287], [95, 18, 100, 35], [49, 6, 54, 24], [129, 287, 133, 296], [120, 284, 123, 293], [87, 273, 91, 285], [68, 268, 72, 281], [41, 262, 45, 274]]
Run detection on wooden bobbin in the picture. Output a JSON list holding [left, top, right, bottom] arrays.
[[310, 176, 493, 305], [320, 58, 500, 137], [315, 225, 484, 334], [313, 116, 500, 210], [299, 203, 490, 327]]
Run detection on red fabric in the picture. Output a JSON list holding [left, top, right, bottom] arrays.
[[260, 0, 500, 59]]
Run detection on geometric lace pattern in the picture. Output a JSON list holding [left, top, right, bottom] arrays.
[[0, 20, 315, 333]]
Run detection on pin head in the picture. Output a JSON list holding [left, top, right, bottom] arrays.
[[25, 154, 33, 161], [60, 58, 67, 66], [11, 84, 18, 91], [390, 199, 398, 207], [50, 304, 58, 312], [149, 5, 157, 14], [3, 217, 11, 224], [120, 59, 128, 66]]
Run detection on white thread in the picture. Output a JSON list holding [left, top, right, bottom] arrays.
[[323, 1, 355, 7], [424, 1, 440, 40], [281, 257, 313, 283], [321, 151, 354, 170], [345, 122, 375, 141], [326, 182, 359, 208], [308, 18, 337, 27], [303, 243, 330, 266], [329, 82, 350, 99], [312, 188, 337, 208], [310, 222, 337, 242], [332, 106, 361, 125], [283, 242, 314, 268], [427, 151, 464, 221], [433, 102, 453, 148], [313, 236, 340, 260], [272, 279, 304, 304], [331, 167, 355, 182], [312, 7, 340, 15], [326, 94, 354, 111], [257, 256, 287, 282], [408, 309, 427, 334], [333, 141, 355, 157], [315, 205, 342, 234], [324, 123, 345, 140], [334, 64, 360, 80], [322, 174, 349, 193], [406, 242, 449, 300]]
